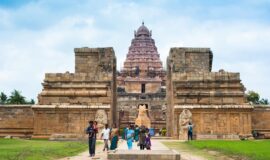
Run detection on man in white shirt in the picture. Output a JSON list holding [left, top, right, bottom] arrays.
[[101, 124, 110, 151]]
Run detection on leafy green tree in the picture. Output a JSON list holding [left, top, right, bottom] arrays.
[[0, 92, 8, 104], [247, 90, 260, 104], [7, 90, 26, 104], [259, 98, 269, 105], [29, 99, 35, 104]]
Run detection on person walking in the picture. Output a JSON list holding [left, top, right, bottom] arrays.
[[187, 122, 193, 141], [134, 125, 140, 142], [145, 133, 151, 150], [110, 123, 119, 150], [86, 121, 97, 157], [138, 125, 147, 150], [122, 124, 129, 140], [93, 121, 98, 133], [101, 124, 111, 151], [126, 124, 135, 150]]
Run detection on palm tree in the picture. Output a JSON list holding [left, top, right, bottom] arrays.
[[7, 90, 26, 104], [0, 92, 8, 104]]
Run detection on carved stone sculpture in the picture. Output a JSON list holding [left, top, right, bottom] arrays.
[[135, 104, 151, 128], [95, 109, 108, 137], [179, 109, 192, 140]]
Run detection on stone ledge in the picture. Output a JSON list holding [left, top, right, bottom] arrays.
[[31, 104, 110, 109], [108, 149, 180, 160], [196, 134, 239, 139], [174, 105, 253, 109], [170, 47, 211, 53], [0, 105, 32, 108]]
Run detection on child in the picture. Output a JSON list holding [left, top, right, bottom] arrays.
[[145, 133, 151, 150]]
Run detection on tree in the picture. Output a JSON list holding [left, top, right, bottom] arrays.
[[247, 91, 260, 104], [29, 99, 35, 104], [259, 98, 269, 105], [247, 90, 269, 105], [0, 92, 8, 104], [7, 90, 26, 104]]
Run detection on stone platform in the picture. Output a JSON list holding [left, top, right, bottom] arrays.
[[108, 149, 180, 160], [108, 139, 180, 160]]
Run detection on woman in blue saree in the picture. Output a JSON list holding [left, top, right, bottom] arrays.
[[110, 123, 119, 150], [126, 124, 135, 150], [134, 125, 140, 142]]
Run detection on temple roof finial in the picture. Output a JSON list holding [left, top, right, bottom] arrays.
[[142, 21, 144, 25]]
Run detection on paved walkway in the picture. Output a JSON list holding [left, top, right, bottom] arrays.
[[118, 139, 170, 150], [58, 139, 208, 160]]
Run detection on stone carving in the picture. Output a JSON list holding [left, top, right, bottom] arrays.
[[179, 109, 192, 140], [135, 104, 151, 128], [95, 109, 108, 137]]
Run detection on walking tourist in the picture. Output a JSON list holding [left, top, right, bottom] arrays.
[[134, 125, 140, 142], [101, 124, 111, 151], [93, 121, 98, 131], [110, 123, 119, 150], [126, 124, 135, 150], [86, 121, 97, 157], [122, 124, 129, 140], [187, 122, 193, 140], [138, 125, 147, 150], [145, 133, 151, 150]]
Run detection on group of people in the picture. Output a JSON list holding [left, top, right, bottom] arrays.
[[123, 124, 152, 150], [85, 121, 119, 157], [86, 121, 153, 157]]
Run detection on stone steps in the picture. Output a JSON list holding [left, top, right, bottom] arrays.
[[108, 149, 180, 160]]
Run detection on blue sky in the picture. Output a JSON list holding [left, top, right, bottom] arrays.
[[0, 0, 270, 101]]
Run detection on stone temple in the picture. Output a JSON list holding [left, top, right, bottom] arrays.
[[0, 23, 270, 140], [117, 22, 166, 129]]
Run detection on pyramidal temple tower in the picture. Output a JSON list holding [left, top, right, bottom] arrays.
[[117, 23, 166, 129]]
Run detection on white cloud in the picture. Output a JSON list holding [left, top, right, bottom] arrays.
[[0, 0, 269, 101]]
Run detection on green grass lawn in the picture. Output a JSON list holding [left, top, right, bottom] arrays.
[[164, 140, 270, 160], [188, 140, 270, 160], [0, 138, 89, 160]]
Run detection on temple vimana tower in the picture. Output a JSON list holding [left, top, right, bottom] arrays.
[[117, 22, 166, 129], [1, 22, 270, 140]]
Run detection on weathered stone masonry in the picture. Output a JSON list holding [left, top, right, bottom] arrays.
[[33, 47, 117, 138], [166, 47, 253, 139]]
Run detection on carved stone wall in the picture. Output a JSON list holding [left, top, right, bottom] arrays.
[[167, 47, 250, 138], [0, 105, 33, 137], [169, 47, 213, 73], [175, 106, 253, 139], [32, 105, 110, 138], [252, 105, 270, 131], [34, 47, 117, 137], [124, 80, 161, 93], [172, 72, 246, 105], [38, 48, 116, 108], [117, 93, 166, 130]]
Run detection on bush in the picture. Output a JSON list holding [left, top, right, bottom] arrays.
[[161, 128, 166, 136]]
